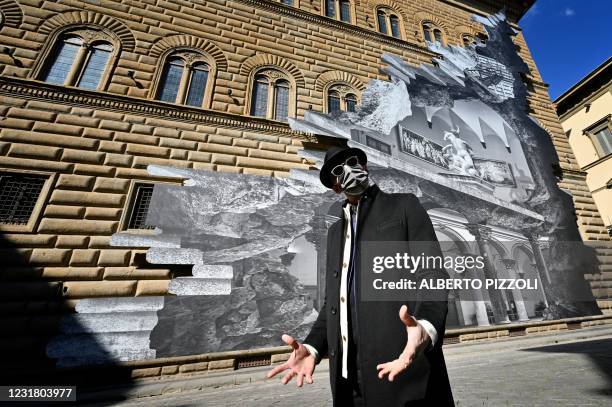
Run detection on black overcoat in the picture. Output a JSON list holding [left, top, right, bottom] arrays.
[[304, 184, 454, 406]]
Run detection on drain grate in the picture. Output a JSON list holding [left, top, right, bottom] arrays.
[[567, 322, 582, 330], [236, 356, 271, 369], [509, 329, 526, 337]]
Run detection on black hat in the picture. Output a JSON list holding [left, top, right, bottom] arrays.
[[319, 146, 367, 188]]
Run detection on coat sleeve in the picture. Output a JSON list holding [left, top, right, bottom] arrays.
[[404, 194, 449, 344], [303, 220, 340, 360], [303, 296, 328, 361]]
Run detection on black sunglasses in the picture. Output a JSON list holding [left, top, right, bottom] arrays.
[[331, 156, 360, 177]]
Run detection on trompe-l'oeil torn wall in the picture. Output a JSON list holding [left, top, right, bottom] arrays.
[[46, 11, 601, 368]]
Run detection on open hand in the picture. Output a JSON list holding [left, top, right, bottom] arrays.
[[266, 334, 316, 387], [376, 305, 430, 382]]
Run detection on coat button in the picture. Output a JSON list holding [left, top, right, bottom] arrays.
[[341, 296, 345, 303], [342, 335, 346, 342], [331, 307, 337, 315], [330, 349, 336, 357], [333, 270, 339, 278]]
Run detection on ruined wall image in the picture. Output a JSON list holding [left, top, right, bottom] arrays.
[[42, 11, 602, 367]]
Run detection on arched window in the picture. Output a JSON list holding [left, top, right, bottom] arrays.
[[324, 0, 352, 23], [155, 51, 212, 108], [328, 90, 341, 113], [158, 57, 184, 103], [326, 84, 359, 114], [389, 15, 401, 38], [41, 32, 115, 90], [251, 75, 269, 117], [461, 34, 476, 47], [421, 22, 445, 46], [345, 93, 357, 112], [376, 8, 402, 39], [377, 11, 387, 35], [274, 79, 290, 122], [249, 69, 294, 122]]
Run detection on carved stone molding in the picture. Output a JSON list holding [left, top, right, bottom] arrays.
[[237, 0, 440, 59], [38, 10, 136, 52], [0, 76, 316, 141], [0, 0, 22, 29], [315, 70, 366, 92], [149, 35, 228, 71], [240, 53, 305, 87]]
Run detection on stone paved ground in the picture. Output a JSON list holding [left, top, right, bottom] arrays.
[[94, 327, 612, 406]]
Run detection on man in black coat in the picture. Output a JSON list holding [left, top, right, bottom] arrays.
[[268, 146, 454, 406]]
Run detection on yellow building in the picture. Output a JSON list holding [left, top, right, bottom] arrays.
[[0, 0, 610, 381], [555, 58, 612, 237]]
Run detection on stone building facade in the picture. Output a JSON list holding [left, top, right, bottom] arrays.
[[0, 0, 610, 375], [555, 58, 611, 238]]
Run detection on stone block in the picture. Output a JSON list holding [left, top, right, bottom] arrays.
[[178, 362, 209, 373], [29, 249, 71, 265], [130, 367, 161, 379], [56, 174, 95, 190], [208, 359, 235, 371], [61, 149, 105, 165], [135, 280, 170, 296], [38, 219, 118, 235], [97, 250, 131, 266], [55, 235, 89, 248], [43, 205, 85, 218], [69, 249, 100, 266], [161, 365, 179, 375], [93, 177, 131, 193], [62, 280, 137, 298], [42, 267, 103, 281], [8, 143, 62, 160]]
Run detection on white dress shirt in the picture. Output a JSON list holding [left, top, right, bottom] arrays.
[[304, 196, 437, 378]]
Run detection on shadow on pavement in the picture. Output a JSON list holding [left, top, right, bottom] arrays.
[[521, 337, 612, 397]]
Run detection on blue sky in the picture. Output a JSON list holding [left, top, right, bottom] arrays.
[[520, 0, 611, 100]]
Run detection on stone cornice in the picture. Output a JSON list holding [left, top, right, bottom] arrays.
[[237, 0, 441, 60], [0, 76, 318, 142]]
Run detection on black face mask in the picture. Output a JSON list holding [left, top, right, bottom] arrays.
[[338, 163, 370, 195]]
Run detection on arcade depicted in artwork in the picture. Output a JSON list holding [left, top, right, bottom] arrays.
[[46, 11, 600, 367]]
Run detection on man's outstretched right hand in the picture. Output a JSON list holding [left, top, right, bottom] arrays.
[[266, 334, 316, 387]]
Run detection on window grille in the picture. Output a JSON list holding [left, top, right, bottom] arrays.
[[0, 173, 47, 225], [127, 184, 155, 230]]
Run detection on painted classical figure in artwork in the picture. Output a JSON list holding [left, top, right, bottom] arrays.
[[442, 128, 479, 177]]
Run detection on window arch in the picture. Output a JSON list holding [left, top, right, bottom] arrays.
[[154, 50, 213, 108], [476, 33, 489, 45], [248, 69, 295, 122], [461, 33, 476, 47], [40, 30, 117, 91], [323, 0, 354, 23], [325, 83, 359, 114], [376, 7, 402, 39], [421, 22, 445, 46]]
